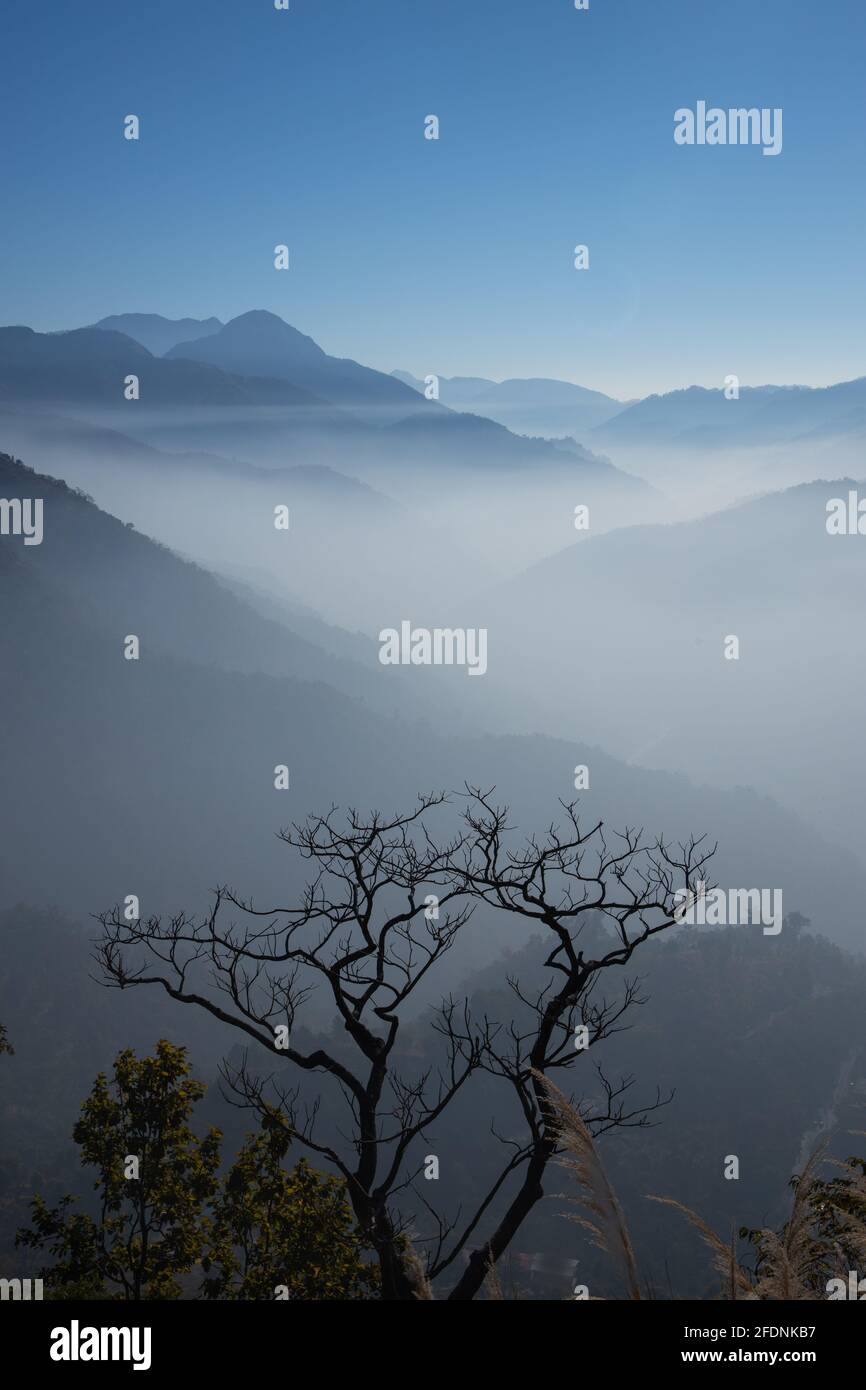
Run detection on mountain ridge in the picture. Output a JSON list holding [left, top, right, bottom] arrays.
[[92, 313, 223, 356], [166, 310, 428, 414], [0, 325, 326, 408]]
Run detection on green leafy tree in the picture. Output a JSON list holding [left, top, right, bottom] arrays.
[[17, 1040, 221, 1299], [203, 1107, 378, 1300]]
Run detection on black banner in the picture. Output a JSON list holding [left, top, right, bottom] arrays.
[[6, 1297, 860, 1376]]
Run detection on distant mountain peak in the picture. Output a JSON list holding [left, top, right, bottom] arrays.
[[214, 310, 327, 360], [0, 322, 320, 407], [229, 309, 288, 325], [166, 312, 423, 411], [92, 313, 223, 357]]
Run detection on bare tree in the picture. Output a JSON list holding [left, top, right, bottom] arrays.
[[95, 788, 714, 1300], [438, 787, 715, 1301], [96, 793, 483, 1299]]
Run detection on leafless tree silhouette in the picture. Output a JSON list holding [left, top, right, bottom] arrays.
[[441, 786, 714, 1300], [96, 787, 714, 1300]]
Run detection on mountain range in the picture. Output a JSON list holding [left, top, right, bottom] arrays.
[[392, 369, 623, 438], [18, 307, 863, 460], [0, 324, 323, 408], [166, 310, 426, 414], [92, 313, 223, 357], [82, 311, 866, 450], [593, 379, 866, 450]]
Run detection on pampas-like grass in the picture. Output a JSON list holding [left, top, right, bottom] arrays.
[[533, 1068, 642, 1300], [400, 1233, 435, 1300], [823, 1134, 866, 1272], [483, 1255, 505, 1301], [645, 1196, 755, 1300], [647, 1147, 826, 1300], [648, 1141, 866, 1300], [751, 1146, 827, 1300], [540, 1071, 866, 1302]]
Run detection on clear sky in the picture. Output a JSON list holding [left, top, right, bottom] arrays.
[[1, 0, 864, 398]]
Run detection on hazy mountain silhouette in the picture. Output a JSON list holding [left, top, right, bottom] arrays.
[[0, 449, 426, 715], [1, 451, 860, 954], [167, 310, 426, 413], [0, 325, 325, 408], [477, 477, 866, 872], [0, 408, 492, 629], [379, 403, 630, 475], [2, 318, 648, 516], [594, 378, 866, 448], [0, 402, 395, 503], [393, 369, 623, 439], [92, 313, 223, 357]]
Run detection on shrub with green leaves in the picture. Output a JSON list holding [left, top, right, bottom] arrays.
[[17, 1040, 220, 1300], [18, 1044, 378, 1301], [203, 1107, 378, 1300]]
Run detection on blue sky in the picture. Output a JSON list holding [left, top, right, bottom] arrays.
[[1, 0, 864, 397]]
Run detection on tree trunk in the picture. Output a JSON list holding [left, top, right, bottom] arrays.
[[447, 1150, 548, 1300]]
